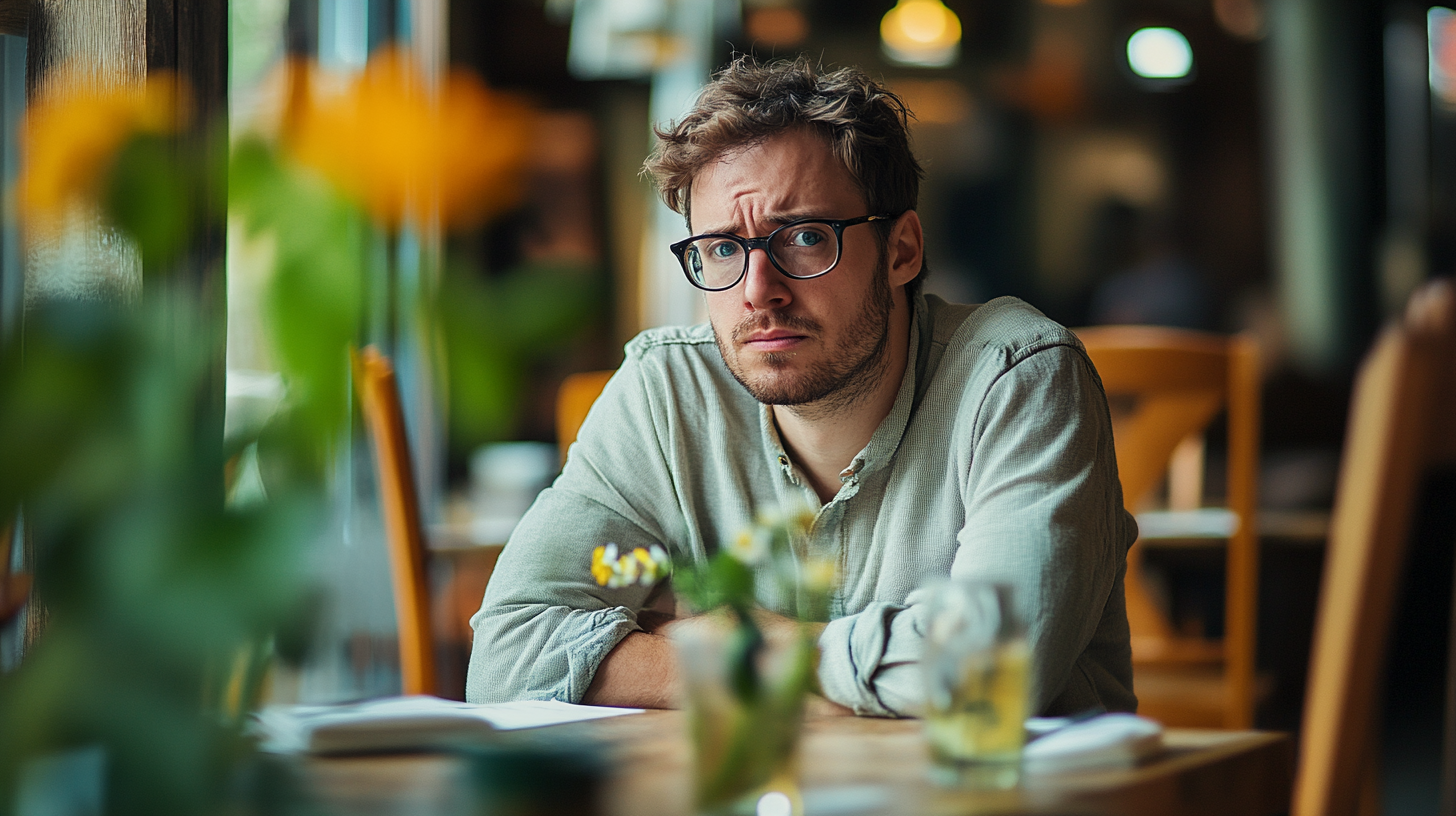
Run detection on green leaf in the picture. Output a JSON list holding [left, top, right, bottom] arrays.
[[105, 134, 194, 268]]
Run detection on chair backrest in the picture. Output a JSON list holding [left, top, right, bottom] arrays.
[[352, 346, 436, 697], [1077, 326, 1262, 729], [556, 370, 613, 462], [1293, 280, 1456, 816]]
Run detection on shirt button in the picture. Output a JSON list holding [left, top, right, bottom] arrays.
[[777, 455, 789, 466]]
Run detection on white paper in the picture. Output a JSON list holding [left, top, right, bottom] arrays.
[[254, 696, 643, 753], [1022, 713, 1164, 773], [471, 699, 644, 730]]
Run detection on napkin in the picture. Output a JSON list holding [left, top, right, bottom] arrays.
[[253, 695, 642, 754], [1021, 713, 1164, 773]]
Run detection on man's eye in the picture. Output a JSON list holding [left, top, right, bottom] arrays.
[[709, 241, 740, 259], [787, 229, 826, 248]]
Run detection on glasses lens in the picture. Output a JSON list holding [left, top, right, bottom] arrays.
[[683, 237, 744, 289], [769, 222, 839, 278]]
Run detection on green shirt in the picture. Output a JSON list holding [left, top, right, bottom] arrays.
[[467, 293, 1137, 717]]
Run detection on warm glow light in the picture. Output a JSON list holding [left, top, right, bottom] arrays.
[[745, 7, 809, 47], [1214, 0, 1265, 40], [881, 0, 962, 68], [1126, 27, 1193, 80]]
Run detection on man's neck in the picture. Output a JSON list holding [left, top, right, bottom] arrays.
[[773, 294, 913, 504]]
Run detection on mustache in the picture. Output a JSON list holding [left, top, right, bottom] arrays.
[[731, 312, 822, 343]]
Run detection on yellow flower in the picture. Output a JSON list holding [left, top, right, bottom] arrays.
[[285, 47, 533, 232], [590, 544, 615, 586], [634, 545, 670, 583], [590, 542, 669, 588], [17, 67, 187, 233]]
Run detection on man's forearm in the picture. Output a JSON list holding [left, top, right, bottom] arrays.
[[581, 631, 680, 708], [580, 612, 848, 712]]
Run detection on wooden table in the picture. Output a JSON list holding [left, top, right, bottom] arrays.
[[306, 710, 1292, 816]]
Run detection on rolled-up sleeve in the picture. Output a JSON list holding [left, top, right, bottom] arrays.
[[813, 343, 1136, 717]]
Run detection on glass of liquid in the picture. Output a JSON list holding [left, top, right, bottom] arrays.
[[920, 580, 1029, 789]]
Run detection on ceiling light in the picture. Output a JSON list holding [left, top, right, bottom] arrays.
[[1126, 27, 1193, 80], [881, 0, 962, 68]]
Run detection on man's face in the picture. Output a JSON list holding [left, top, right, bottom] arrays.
[[689, 129, 897, 409]]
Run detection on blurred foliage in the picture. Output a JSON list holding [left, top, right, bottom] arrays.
[[439, 260, 603, 447], [17, 70, 187, 238], [230, 134, 367, 472], [1, 46, 597, 815], [0, 297, 326, 816]]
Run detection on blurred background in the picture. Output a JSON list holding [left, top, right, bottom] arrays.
[[0, 0, 1452, 807]]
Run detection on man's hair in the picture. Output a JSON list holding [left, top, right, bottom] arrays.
[[643, 56, 924, 249]]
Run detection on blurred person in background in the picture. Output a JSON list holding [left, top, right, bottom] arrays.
[[467, 57, 1137, 718]]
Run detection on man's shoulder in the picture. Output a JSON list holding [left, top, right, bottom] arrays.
[[614, 323, 745, 408], [623, 323, 718, 361], [927, 294, 1085, 370]]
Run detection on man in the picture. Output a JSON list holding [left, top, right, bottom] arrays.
[[467, 57, 1137, 717]]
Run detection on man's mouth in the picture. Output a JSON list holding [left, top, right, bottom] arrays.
[[742, 330, 808, 352]]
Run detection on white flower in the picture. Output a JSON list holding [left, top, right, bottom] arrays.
[[729, 528, 771, 565]]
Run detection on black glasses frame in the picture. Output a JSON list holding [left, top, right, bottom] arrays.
[[669, 213, 901, 292]]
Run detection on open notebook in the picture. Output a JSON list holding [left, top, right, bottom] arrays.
[[254, 696, 643, 754]]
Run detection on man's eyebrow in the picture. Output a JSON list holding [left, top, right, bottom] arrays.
[[698, 212, 824, 236]]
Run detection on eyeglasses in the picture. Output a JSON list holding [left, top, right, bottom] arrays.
[[669, 213, 900, 292]]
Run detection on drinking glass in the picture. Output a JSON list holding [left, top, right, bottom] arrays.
[[671, 620, 814, 816], [920, 580, 1029, 789]]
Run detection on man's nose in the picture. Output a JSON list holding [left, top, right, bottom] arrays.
[[742, 247, 792, 311]]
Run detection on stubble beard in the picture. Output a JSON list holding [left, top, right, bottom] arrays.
[[714, 257, 896, 417]]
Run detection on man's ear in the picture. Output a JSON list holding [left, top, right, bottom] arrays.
[[887, 211, 924, 288]]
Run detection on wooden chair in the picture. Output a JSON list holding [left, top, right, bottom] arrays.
[[352, 346, 436, 697], [1293, 279, 1456, 816], [1077, 327, 1261, 729], [556, 370, 613, 462]]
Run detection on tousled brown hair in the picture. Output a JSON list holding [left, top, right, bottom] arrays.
[[643, 56, 923, 245]]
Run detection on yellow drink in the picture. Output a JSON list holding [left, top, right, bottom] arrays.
[[923, 639, 1029, 788]]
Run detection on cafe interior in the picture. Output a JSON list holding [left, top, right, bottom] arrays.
[[0, 0, 1453, 814]]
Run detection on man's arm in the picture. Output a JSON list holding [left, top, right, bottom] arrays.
[[815, 343, 1137, 717], [581, 632, 678, 708], [466, 353, 687, 705], [583, 612, 852, 715]]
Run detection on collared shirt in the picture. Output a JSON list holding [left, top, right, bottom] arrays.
[[467, 293, 1138, 717]]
